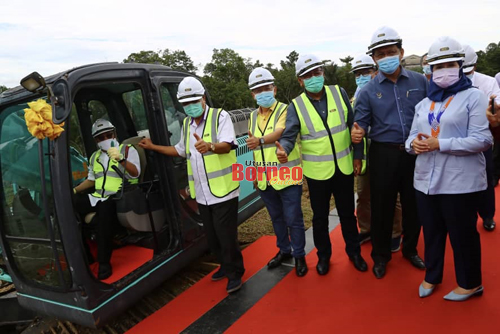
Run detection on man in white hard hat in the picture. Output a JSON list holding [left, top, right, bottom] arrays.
[[462, 44, 500, 231], [139, 77, 244, 294], [278, 54, 368, 275], [350, 55, 403, 252], [421, 53, 432, 81], [73, 119, 140, 280], [246, 67, 307, 277], [352, 26, 428, 278]]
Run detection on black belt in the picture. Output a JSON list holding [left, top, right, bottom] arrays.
[[371, 141, 406, 151]]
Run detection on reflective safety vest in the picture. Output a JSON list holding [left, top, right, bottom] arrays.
[[248, 102, 301, 191], [90, 144, 138, 199], [184, 108, 239, 199], [292, 85, 353, 180], [351, 99, 367, 175]]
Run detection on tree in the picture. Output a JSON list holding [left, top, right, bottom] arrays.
[[0, 85, 8, 93], [274, 51, 302, 104], [203, 48, 254, 110], [123, 49, 197, 73], [476, 42, 500, 77]]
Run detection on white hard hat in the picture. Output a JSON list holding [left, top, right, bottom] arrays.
[[177, 77, 205, 103], [248, 67, 275, 90], [367, 26, 402, 54], [296, 54, 323, 77], [462, 44, 478, 74], [350, 54, 377, 73], [91, 119, 115, 137], [427, 36, 465, 66]]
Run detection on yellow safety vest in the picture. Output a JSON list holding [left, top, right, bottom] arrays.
[[292, 85, 353, 180], [184, 108, 239, 199], [90, 144, 138, 199], [248, 102, 301, 191]]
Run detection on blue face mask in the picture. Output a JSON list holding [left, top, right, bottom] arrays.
[[422, 65, 432, 75], [377, 55, 400, 74], [184, 102, 204, 118], [355, 75, 371, 88], [255, 90, 276, 108], [304, 75, 325, 93]]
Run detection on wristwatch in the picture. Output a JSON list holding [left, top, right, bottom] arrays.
[[210, 143, 215, 152], [410, 141, 414, 150], [259, 137, 265, 146]]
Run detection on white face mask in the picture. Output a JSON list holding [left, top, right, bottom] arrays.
[[432, 68, 460, 88], [98, 138, 118, 151]]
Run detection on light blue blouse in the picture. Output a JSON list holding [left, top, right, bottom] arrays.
[[405, 87, 492, 195]]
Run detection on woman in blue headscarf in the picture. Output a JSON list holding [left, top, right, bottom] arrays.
[[405, 36, 492, 301]]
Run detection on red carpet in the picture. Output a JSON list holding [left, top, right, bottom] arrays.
[[227, 208, 500, 333], [127, 236, 277, 334], [89, 245, 153, 284]]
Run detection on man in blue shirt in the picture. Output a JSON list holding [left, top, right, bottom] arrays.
[[352, 26, 428, 279]]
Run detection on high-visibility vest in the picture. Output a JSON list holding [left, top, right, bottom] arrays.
[[351, 99, 367, 175], [248, 102, 301, 191], [292, 85, 353, 180], [184, 108, 239, 199], [90, 144, 138, 199]]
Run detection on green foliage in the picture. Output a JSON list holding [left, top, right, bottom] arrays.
[[0, 85, 8, 93], [476, 42, 500, 77], [123, 49, 197, 73]]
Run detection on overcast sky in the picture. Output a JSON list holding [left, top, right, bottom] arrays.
[[1, 0, 499, 88]]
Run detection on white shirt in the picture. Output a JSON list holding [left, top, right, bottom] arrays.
[[175, 106, 239, 206], [470, 71, 500, 104], [87, 146, 141, 207]]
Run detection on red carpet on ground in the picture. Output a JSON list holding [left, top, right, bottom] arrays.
[[89, 244, 153, 284], [227, 203, 500, 333], [127, 236, 277, 334]]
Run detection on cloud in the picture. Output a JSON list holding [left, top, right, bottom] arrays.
[[1, 0, 499, 88]]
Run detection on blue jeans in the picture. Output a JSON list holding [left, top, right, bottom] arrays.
[[259, 184, 306, 258]]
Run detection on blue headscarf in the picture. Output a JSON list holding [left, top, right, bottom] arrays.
[[427, 60, 472, 102]]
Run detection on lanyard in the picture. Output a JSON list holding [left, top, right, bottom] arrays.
[[428, 96, 454, 137]]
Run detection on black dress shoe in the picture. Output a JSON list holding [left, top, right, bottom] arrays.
[[483, 218, 496, 231], [98, 263, 112, 280], [349, 254, 368, 272], [295, 257, 308, 277], [316, 258, 330, 275], [373, 262, 386, 279], [267, 251, 292, 269], [404, 254, 426, 270]]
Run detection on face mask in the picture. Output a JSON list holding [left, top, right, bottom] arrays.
[[466, 73, 474, 81], [432, 68, 460, 88], [376, 55, 400, 74], [98, 138, 118, 152], [355, 75, 371, 88], [304, 75, 325, 93], [184, 102, 204, 118], [255, 90, 276, 108], [422, 65, 432, 75]]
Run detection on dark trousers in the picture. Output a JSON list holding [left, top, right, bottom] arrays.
[[478, 147, 496, 220], [416, 190, 482, 289], [75, 194, 121, 264], [259, 184, 306, 258], [198, 198, 245, 280], [306, 171, 360, 259], [369, 142, 421, 264]]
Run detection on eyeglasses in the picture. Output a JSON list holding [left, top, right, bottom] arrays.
[[95, 132, 114, 142], [354, 69, 375, 77], [300, 67, 323, 80], [373, 49, 399, 60], [252, 84, 274, 94]]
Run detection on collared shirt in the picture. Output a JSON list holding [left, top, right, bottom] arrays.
[[470, 71, 500, 103], [280, 87, 363, 159], [354, 67, 429, 144], [255, 101, 286, 135], [87, 146, 141, 207], [175, 105, 239, 206], [405, 88, 492, 195]]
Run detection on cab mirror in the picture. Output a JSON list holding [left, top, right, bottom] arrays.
[[51, 79, 71, 124]]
